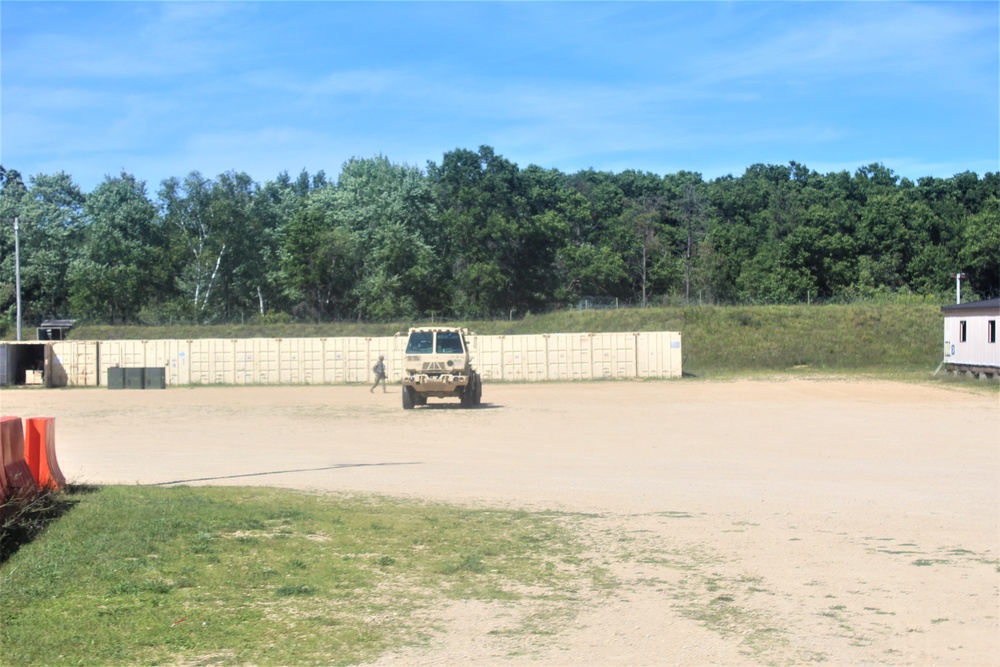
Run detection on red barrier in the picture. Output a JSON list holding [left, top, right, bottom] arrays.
[[1, 416, 39, 504], [25, 417, 65, 490], [0, 416, 14, 501]]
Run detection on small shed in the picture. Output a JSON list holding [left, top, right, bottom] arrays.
[[940, 297, 999, 377], [37, 319, 76, 341]]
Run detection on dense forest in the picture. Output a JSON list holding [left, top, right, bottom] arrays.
[[1, 147, 997, 330]]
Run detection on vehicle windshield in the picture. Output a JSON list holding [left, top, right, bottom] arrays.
[[435, 331, 464, 354], [405, 331, 434, 354]]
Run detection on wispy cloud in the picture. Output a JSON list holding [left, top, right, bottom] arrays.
[[696, 3, 994, 87], [2, 1, 995, 190]]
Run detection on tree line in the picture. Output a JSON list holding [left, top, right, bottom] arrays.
[[1, 147, 997, 329]]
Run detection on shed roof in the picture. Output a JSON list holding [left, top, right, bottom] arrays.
[[38, 319, 77, 329], [940, 297, 1000, 314]]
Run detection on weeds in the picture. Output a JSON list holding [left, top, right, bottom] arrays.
[[0, 485, 95, 565]]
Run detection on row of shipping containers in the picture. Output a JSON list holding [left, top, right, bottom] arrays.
[[6, 332, 682, 388]]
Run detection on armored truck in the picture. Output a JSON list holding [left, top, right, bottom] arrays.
[[400, 327, 482, 409]]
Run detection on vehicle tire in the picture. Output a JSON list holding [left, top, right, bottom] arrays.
[[402, 386, 415, 410], [474, 374, 482, 405], [416, 395, 427, 406], [462, 374, 481, 408]]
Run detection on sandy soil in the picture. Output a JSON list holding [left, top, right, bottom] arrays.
[[2, 378, 998, 666]]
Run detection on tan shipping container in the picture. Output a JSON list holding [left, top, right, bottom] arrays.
[[43, 332, 681, 388]]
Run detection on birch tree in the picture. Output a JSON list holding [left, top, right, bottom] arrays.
[[160, 172, 223, 315]]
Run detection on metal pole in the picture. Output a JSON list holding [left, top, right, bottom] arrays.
[[951, 272, 966, 305], [14, 217, 21, 341]]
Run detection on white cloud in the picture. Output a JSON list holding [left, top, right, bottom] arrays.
[[695, 3, 995, 93], [1, 1, 994, 190]]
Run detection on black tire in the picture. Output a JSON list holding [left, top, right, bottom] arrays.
[[402, 386, 415, 410], [416, 395, 427, 406], [462, 374, 481, 408]]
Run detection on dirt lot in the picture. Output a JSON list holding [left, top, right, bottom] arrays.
[[3, 378, 998, 666]]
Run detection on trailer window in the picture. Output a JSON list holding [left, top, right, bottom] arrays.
[[989, 320, 996, 344], [959, 320, 967, 343]]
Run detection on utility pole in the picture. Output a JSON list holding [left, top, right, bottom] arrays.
[[950, 272, 966, 305], [2, 217, 22, 341], [14, 218, 20, 341]]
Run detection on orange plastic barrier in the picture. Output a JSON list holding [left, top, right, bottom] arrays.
[[0, 416, 13, 501], [1, 416, 39, 504], [25, 417, 65, 490]]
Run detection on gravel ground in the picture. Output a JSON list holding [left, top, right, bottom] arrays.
[[3, 378, 998, 666]]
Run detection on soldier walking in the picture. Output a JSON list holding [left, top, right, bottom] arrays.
[[370, 355, 387, 393]]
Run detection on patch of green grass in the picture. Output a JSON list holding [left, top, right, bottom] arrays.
[[0, 486, 601, 667], [441, 551, 487, 575]]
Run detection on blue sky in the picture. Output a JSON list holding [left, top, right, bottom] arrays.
[[2, 1, 997, 193]]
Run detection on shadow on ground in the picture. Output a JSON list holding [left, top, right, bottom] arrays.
[[0, 484, 99, 565]]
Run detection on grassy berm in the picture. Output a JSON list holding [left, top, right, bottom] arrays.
[[0, 486, 602, 667], [74, 303, 945, 376]]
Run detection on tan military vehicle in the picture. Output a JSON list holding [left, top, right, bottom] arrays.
[[400, 327, 482, 409]]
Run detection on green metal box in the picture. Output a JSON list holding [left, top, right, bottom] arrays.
[[144, 367, 166, 389], [107, 367, 125, 390], [124, 368, 145, 390]]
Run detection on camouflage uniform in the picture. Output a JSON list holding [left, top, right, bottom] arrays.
[[370, 356, 387, 393]]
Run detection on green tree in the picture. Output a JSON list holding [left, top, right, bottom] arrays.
[[284, 157, 443, 321], [669, 178, 708, 304], [616, 196, 679, 306], [0, 171, 87, 330], [353, 220, 437, 320], [959, 197, 1000, 298], [429, 146, 566, 317], [561, 170, 632, 301], [557, 243, 627, 301], [159, 172, 218, 318], [250, 172, 316, 318], [332, 156, 444, 320], [282, 200, 360, 320], [702, 173, 768, 302], [855, 192, 912, 290], [68, 173, 164, 322]]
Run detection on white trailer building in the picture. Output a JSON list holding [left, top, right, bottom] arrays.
[[941, 297, 999, 377]]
